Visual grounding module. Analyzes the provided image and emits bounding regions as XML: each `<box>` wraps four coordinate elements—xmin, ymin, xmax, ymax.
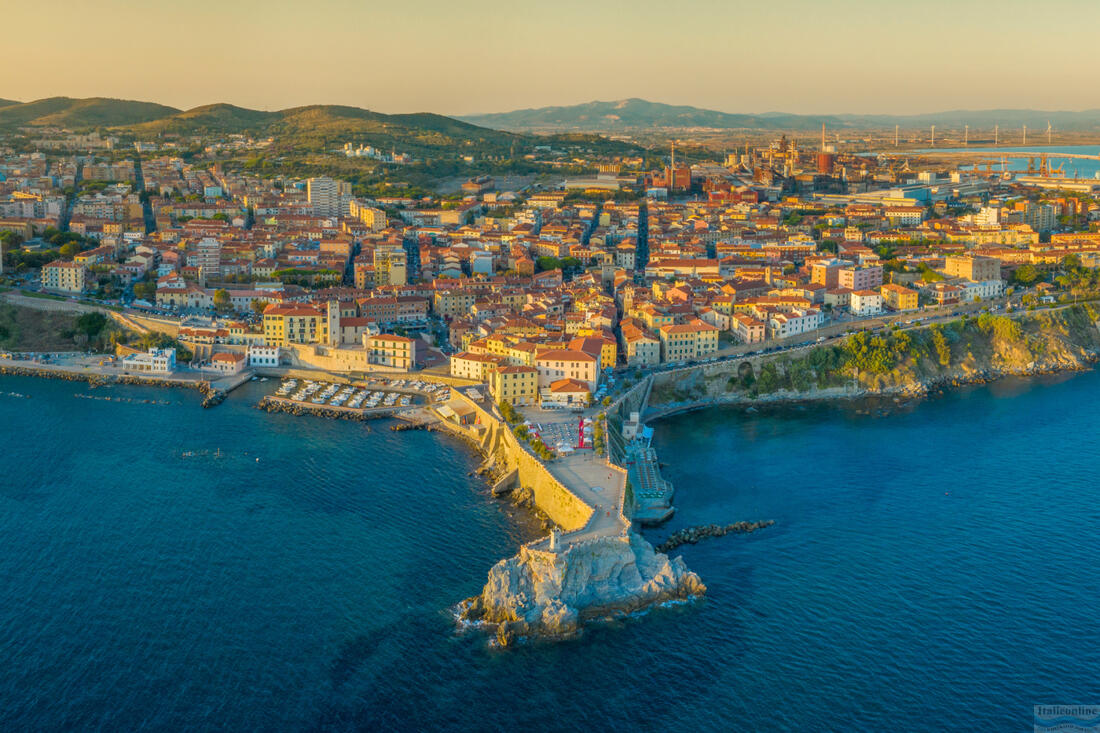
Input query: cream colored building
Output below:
<box><xmin>42</xmin><ymin>260</ymin><xmax>89</xmax><ymax>294</ymax></box>
<box><xmin>490</xmin><ymin>365</ymin><xmax>538</xmax><ymax>406</ymax></box>
<box><xmin>365</xmin><ymin>334</ymin><xmax>417</xmax><ymax>371</ymax></box>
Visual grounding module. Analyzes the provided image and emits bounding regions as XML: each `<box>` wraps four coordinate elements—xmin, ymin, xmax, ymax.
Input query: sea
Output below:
<box><xmin>916</xmin><ymin>143</ymin><xmax>1100</xmax><ymax>178</ymax></box>
<box><xmin>1</xmin><ymin>373</ymin><xmax>1098</xmax><ymax>731</ymax></box>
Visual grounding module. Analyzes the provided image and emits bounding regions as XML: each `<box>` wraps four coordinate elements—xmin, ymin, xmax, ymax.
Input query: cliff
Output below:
<box><xmin>646</xmin><ymin>305</ymin><xmax>1100</xmax><ymax>413</ymax></box>
<box><xmin>459</xmin><ymin>531</ymin><xmax>704</xmax><ymax>644</ymax></box>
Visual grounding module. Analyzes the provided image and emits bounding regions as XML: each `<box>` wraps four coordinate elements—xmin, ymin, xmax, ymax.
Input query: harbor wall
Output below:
<box><xmin>448</xmin><ymin>393</ymin><xmax>594</xmax><ymax>532</ymax></box>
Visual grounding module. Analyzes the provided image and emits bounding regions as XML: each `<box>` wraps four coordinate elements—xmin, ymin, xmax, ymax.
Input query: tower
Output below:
<box><xmin>930</xmin><ymin>125</ymin><xmax>935</xmax><ymax>147</ymax></box>
<box><xmin>894</xmin><ymin>124</ymin><xmax>899</xmax><ymax>147</ymax></box>
<box><xmin>1023</xmin><ymin>125</ymin><xmax>1027</xmax><ymax>146</ymax></box>
<box><xmin>821</xmin><ymin>122</ymin><xmax>826</xmax><ymax>152</ymax></box>
<box><xmin>964</xmin><ymin>124</ymin><xmax>969</xmax><ymax>146</ymax></box>
<box><xmin>1047</xmin><ymin>121</ymin><xmax>1052</xmax><ymax>145</ymax></box>
<box><xmin>994</xmin><ymin>124</ymin><xmax>999</xmax><ymax>145</ymax></box>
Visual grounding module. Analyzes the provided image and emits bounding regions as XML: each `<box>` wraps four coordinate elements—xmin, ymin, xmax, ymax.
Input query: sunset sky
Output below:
<box><xmin>4</xmin><ymin>0</ymin><xmax>1097</xmax><ymax>115</ymax></box>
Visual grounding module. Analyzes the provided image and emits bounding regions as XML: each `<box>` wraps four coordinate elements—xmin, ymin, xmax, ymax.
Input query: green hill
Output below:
<box><xmin>0</xmin><ymin>97</ymin><xmax>180</xmax><ymax>129</ymax></box>
<box><xmin>0</xmin><ymin>99</ymin><xmax>19</xmax><ymax>109</ymax></box>
<box><xmin>123</xmin><ymin>103</ymin><xmax>527</xmax><ymax>157</ymax></box>
<box><xmin>0</xmin><ymin>96</ymin><xmax>642</xmax><ymax>161</ymax></box>
<box><xmin>126</xmin><ymin>103</ymin><xmax>275</xmax><ymax>135</ymax></box>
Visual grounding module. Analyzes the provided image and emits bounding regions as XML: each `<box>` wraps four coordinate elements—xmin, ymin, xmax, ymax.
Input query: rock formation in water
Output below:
<box><xmin>460</xmin><ymin>530</ymin><xmax>705</xmax><ymax>643</ymax></box>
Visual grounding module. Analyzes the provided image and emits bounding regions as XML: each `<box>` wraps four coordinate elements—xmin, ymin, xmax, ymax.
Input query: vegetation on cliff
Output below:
<box><xmin>649</xmin><ymin>305</ymin><xmax>1100</xmax><ymax>405</ymax></box>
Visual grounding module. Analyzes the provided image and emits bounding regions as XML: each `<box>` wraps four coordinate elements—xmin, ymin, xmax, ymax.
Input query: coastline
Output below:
<box><xmin>5</xmin><ymin>305</ymin><xmax>1099</xmax><ymax>644</ymax></box>
<box><xmin>0</xmin><ymin>361</ymin><xmax>225</xmax><ymax>405</ymax></box>
<box><xmin>643</xmin><ymin>357</ymin><xmax>1098</xmax><ymax>422</ymax></box>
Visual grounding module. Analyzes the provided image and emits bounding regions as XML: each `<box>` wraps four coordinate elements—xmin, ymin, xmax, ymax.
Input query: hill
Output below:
<box><xmin>124</xmin><ymin>103</ymin><xmax>527</xmax><ymax>156</ymax></box>
<box><xmin>0</xmin><ymin>99</ymin><xmax>19</xmax><ymax>109</ymax></box>
<box><xmin>460</xmin><ymin>98</ymin><xmax>836</xmax><ymax>132</ymax></box>
<box><xmin>462</xmin><ymin>98</ymin><xmax>1100</xmax><ymax>133</ymax></box>
<box><xmin>0</xmin><ymin>97</ymin><xmax>180</xmax><ymax>129</ymax></box>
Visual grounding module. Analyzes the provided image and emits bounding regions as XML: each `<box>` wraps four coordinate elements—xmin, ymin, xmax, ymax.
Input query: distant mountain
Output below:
<box><xmin>460</xmin><ymin>98</ymin><xmax>838</xmax><ymax>131</ymax></box>
<box><xmin>0</xmin><ymin>99</ymin><xmax>19</xmax><ymax>109</ymax></box>
<box><xmin>462</xmin><ymin>98</ymin><xmax>1100</xmax><ymax>133</ymax></box>
<box><xmin>0</xmin><ymin>97</ymin><xmax>180</xmax><ymax>129</ymax></box>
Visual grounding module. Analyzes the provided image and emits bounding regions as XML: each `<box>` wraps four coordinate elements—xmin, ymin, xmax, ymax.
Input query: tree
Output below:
<box><xmin>931</xmin><ymin>326</ymin><xmax>951</xmax><ymax>367</ymax></box>
<box><xmin>133</xmin><ymin>281</ymin><xmax>155</xmax><ymax>301</ymax></box>
<box><xmin>251</xmin><ymin>298</ymin><xmax>270</xmax><ymax>317</ymax></box>
<box><xmin>75</xmin><ymin>312</ymin><xmax>108</xmax><ymax>339</ymax></box>
<box><xmin>213</xmin><ymin>288</ymin><xmax>232</xmax><ymax>313</ymax></box>
<box><xmin>59</xmin><ymin>242</ymin><xmax>79</xmax><ymax>260</ymax></box>
<box><xmin>536</xmin><ymin>256</ymin><xmax>562</xmax><ymax>271</ymax></box>
<box><xmin>1013</xmin><ymin>265</ymin><xmax>1040</xmax><ymax>286</ymax></box>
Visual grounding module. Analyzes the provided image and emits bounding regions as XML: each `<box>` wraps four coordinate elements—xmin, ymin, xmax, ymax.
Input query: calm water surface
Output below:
<box><xmin>0</xmin><ymin>373</ymin><xmax>1098</xmax><ymax>730</ymax></box>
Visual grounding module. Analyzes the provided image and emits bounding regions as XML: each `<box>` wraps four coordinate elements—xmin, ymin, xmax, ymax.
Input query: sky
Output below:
<box><xmin>2</xmin><ymin>0</ymin><xmax>1098</xmax><ymax>116</ymax></box>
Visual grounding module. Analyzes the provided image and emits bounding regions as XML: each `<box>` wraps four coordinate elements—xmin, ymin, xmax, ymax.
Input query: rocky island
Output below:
<box><xmin>459</xmin><ymin>530</ymin><xmax>705</xmax><ymax>644</ymax></box>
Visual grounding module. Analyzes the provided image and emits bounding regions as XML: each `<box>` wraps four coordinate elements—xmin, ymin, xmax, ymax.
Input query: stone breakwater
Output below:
<box><xmin>459</xmin><ymin>531</ymin><xmax>705</xmax><ymax>645</ymax></box>
<box><xmin>257</xmin><ymin>395</ymin><xmax>396</xmax><ymax>422</ymax></box>
<box><xmin>0</xmin><ymin>363</ymin><xmax>218</xmax><ymax>399</ymax></box>
<box><xmin>655</xmin><ymin>520</ymin><xmax>775</xmax><ymax>553</ymax></box>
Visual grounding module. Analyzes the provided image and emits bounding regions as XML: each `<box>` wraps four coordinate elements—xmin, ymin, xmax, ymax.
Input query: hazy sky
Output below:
<box><xmin>3</xmin><ymin>0</ymin><xmax>1098</xmax><ymax>115</ymax></box>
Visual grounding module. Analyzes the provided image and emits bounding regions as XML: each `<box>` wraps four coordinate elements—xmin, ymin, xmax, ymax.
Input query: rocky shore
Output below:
<box><xmin>0</xmin><ymin>363</ymin><xmax>216</xmax><ymax>398</ymax></box>
<box><xmin>459</xmin><ymin>531</ymin><xmax>705</xmax><ymax>645</ymax></box>
<box><xmin>647</xmin><ymin>347</ymin><xmax>1100</xmax><ymax>420</ymax></box>
<box><xmin>656</xmin><ymin>520</ymin><xmax>775</xmax><ymax>553</ymax></box>
<box><xmin>257</xmin><ymin>395</ymin><xmax>395</xmax><ymax>421</ymax></box>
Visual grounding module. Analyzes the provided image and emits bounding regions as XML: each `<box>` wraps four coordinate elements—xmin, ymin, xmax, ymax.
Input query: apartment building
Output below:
<box><xmin>41</xmin><ymin>260</ymin><xmax>89</xmax><ymax>294</ymax></box>
<box><xmin>366</xmin><ymin>334</ymin><xmax>417</xmax><ymax>370</ymax></box>
<box><xmin>262</xmin><ymin>304</ymin><xmax>329</xmax><ymax>346</ymax></box>
<box><xmin>489</xmin><ymin>365</ymin><xmax>538</xmax><ymax>406</ymax></box>
<box><xmin>850</xmin><ymin>290</ymin><xmax>884</xmax><ymax>316</ymax></box>
<box><xmin>657</xmin><ymin>319</ymin><xmax>720</xmax><ymax>363</ymax></box>
<box><xmin>534</xmin><ymin>349</ymin><xmax>600</xmax><ymax>391</ymax></box>
<box><xmin>880</xmin><ymin>283</ymin><xmax>918</xmax><ymax>311</ymax></box>
<box><xmin>838</xmin><ymin>265</ymin><xmax>883</xmax><ymax>291</ymax></box>
<box><xmin>944</xmin><ymin>255</ymin><xmax>1001</xmax><ymax>282</ymax></box>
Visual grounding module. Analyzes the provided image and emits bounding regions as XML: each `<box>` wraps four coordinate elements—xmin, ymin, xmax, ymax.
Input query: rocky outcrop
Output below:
<box><xmin>459</xmin><ymin>531</ymin><xmax>705</xmax><ymax>643</ymax></box>
<box><xmin>656</xmin><ymin>519</ymin><xmax>775</xmax><ymax>553</ymax></box>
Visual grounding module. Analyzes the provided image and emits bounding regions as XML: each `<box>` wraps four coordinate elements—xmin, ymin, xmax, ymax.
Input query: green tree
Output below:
<box><xmin>1013</xmin><ymin>265</ymin><xmax>1040</xmax><ymax>286</ymax></box>
<box><xmin>133</xmin><ymin>281</ymin><xmax>156</xmax><ymax>301</ymax></box>
<box><xmin>59</xmin><ymin>242</ymin><xmax>79</xmax><ymax>260</ymax></box>
<box><xmin>75</xmin><ymin>312</ymin><xmax>108</xmax><ymax>339</ymax></box>
<box><xmin>251</xmin><ymin>298</ymin><xmax>270</xmax><ymax>317</ymax></box>
<box><xmin>213</xmin><ymin>289</ymin><xmax>232</xmax><ymax>313</ymax></box>
<box><xmin>931</xmin><ymin>326</ymin><xmax>951</xmax><ymax>367</ymax></box>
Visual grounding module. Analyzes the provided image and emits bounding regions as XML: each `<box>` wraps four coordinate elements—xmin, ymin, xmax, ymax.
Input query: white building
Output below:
<box><xmin>210</xmin><ymin>351</ymin><xmax>246</xmax><ymax>375</ymax></box>
<box><xmin>248</xmin><ymin>344</ymin><xmax>280</xmax><ymax>367</ymax></box>
<box><xmin>768</xmin><ymin>308</ymin><xmax>824</xmax><ymax>340</ymax></box>
<box><xmin>850</xmin><ymin>290</ymin><xmax>884</xmax><ymax>316</ymax></box>
<box><xmin>958</xmin><ymin>279</ymin><xmax>1005</xmax><ymax>302</ymax></box>
<box><xmin>307</xmin><ymin>176</ymin><xmax>352</xmax><ymax>217</ymax></box>
<box><xmin>121</xmin><ymin>348</ymin><xmax>176</xmax><ymax>374</ymax></box>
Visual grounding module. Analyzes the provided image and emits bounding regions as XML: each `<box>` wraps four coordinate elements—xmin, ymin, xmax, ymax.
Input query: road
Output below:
<box><xmin>133</xmin><ymin>155</ymin><xmax>156</xmax><ymax>234</ymax></box>
<box><xmin>58</xmin><ymin>160</ymin><xmax>83</xmax><ymax>232</ymax></box>
<box><xmin>0</xmin><ymin>291</ymin><xmax>107</xmax><ymax>314</ymax></box>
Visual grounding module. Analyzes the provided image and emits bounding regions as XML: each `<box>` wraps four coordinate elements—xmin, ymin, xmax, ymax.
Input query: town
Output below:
<box><xmin>4</xmin><ymin>119</ymin><xmax>1098</xmax><ymax>418</ymax></box>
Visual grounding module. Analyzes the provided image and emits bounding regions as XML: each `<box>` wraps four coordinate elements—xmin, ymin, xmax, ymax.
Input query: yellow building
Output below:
<box><xmin>262</xmin><ymin>304</ymin><xmax>329</xmax><ymax>346</ymax></box>
<box><xmin>433</xmin><ymin>290</ymin><xmax>476</xmax><ymax>318</ymax></box>
<box><xmin>657</xmin><ymin>319</ymin><xmax>720</xmax><ymax>363</ymax></box>
<box><xmin>490</xmin><ymin>365</ymin><xmax>538</xmax><ymax>406</ymax></box>
<box><xmin>880</xmin><ymin>283</ymin><xmax>918</xmax><ymax>311</ymax></box>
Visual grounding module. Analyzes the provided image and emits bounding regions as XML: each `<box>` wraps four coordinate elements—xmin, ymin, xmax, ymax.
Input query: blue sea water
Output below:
<box><xmin>1</xmin><ymin>373</ymin><xmax>1099</xmax><ymax>731</ymax></box>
